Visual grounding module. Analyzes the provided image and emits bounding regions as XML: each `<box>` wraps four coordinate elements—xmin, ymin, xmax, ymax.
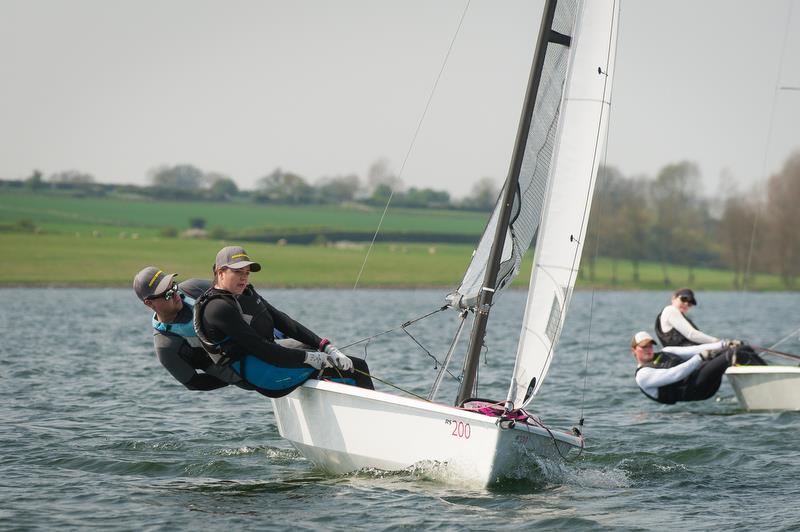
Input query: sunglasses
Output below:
<box><xmin>679</xmin><ymin>296</ymin><xmax>694</xmax><ymax>304</ymax></box>
<box><xmin>148</xmin><ymin>283</ymin><xmax>178</xmax><ymax>301</ymax></box>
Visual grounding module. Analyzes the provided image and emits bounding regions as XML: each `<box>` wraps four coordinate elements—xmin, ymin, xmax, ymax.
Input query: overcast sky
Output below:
<box><xmin>0</xmin><ymin>0</ymin><xmax>797</xmax><ymax>198</ymax></box>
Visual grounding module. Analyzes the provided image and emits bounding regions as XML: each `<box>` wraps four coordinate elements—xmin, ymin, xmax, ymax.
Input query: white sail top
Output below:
<box><xmin>508</xmin><ymin>0</ymin><xmax>619</xmax><ymax>409</ymax></box>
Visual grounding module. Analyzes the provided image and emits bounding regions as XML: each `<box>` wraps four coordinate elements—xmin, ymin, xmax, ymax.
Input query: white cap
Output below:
<box><xmin>631</xmin><ymin>331</ymin><xmax>655</xmax><ymax>348</ymax></box>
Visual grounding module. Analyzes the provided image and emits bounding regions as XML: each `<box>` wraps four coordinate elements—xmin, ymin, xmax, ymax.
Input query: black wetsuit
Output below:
<box><xmin>194</xmin><ymin>284</ymin><xmax>373</xmax><ymax>397</ymax></box>
<box><xmin>636</xmin><ymin>345</ymin><xmax>766</xmax><ymax>404</ymax></box>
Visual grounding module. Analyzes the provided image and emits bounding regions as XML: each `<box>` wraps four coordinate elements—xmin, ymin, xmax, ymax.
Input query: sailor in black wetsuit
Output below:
<box><xmin>133</xmin><ymin>267</ymin><xmax>244</xmax><ymax>391</ymax></box>
<box><xmin>631</xmin><ymin>331</ymin><xmax>764</xmax><ymax>405</ymax></box>
<box><xmin>193</xmin><ymin>246</ymin><xmax>374</xmax><ymax>397</ymax></box>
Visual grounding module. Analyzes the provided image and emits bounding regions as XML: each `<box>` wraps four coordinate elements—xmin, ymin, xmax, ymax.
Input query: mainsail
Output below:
<box><xmin>451</xmin><ymin>1</ymin><xmax>579</xmax><ymax>309</ymax></box>
<box><xmin>508</xmin><ymin>0</ymin><xmax>619</xmax><ymax>408</ymax></box>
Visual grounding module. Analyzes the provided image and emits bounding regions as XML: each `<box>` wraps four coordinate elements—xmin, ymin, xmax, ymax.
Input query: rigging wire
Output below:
<box><xmin>339</xmin><ymin>305</ymin><xmax>448</xmax><ymax>350</ymax></box>
<box><xmin>741</xmin><ymin>0</ymin><xmax>794</xmax><ymax>294</ymax></box>
<box><xmin>767</xmin><ymin>323</ymin><xmax>800</xmax><ymax>352</ymax></box>
<box><xmin>352</xmin><ymin>0</ymin><xmax>472</xmax><ymax>290</ymax></box>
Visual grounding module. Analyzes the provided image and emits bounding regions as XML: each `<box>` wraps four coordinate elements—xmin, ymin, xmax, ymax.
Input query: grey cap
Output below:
<box><xmin>133</xmin><ymin>267</ymin><xmax>177</xmax><ymax>301</ymax></box>
<box><xmin>214</xmin><ymin>246</ymin><xmax>261</xmax><ymax>272</ymax></box>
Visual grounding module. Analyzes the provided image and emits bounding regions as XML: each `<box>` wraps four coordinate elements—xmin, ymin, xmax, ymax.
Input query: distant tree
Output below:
<box><xmin>208</xmin><ymin>174</ymin><xmax>239</xmax><ymax>199</ymax></box>
<box><xmin>369</xmin><ymin>183</ymin><xmax>393</xmax><ymax>206</ymax></box>
<box><xmin>256</xmin><ymin>168</ymin><xmax>314</xmax><ymax>204</ymax></box>
<box><xmin>149</xmin><ymin>164</ymin><xmax>206</xmax><ymax>190</ymax></box>
<box><xmin>718</xmin><ymin>189</ymin><xmax>761</xmax><ymax>288</ymax></box>
<box><xmin>462</xmin><ymin>177</ymin><xmax>498</xmax><ymax>211</ymax></box>
<box><xmin>316</xmin><ymin>174</ymin><xmax>361</xmax><ymax>203</ymax></box>
<box><xmin>401</xmin><ymin>187</ymin><xmax>451</xmax><ymax>208</ymax></box>
<box><xmin>49</xmin><ymin>170</ymin><xmax>95</xmax><ymax>184</ymax></box>
<box><xmin>366</xmin><ymin>158</ymin><xmax>402</xmax><ymax>194</ymax></box>
<box><xmin>763</xmin><ymin>151</ymin><xmax>800</xmax><ymax>287</ymax></box>
<box><xmin>618</xmin><ymin>177</ymin><xmax>653</xmax><ymax>282</ymax></box>
<box><xmin>586</xmin><ymin>166</ymin><xmax>632</xmax><ymax>284</ymax></box>
<box><xmin>649</xmin><ymin>161</ymin><xmax>702</xmax><ymax>285</ymax></box>
<box><xmin>24</xmin><ymin>170</ymin><xmax>44</xmax><ymax>190</ymax></box>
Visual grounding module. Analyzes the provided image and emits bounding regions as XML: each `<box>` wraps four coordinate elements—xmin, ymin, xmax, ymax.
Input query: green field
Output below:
<box><xmin>0</xmin><ymin>232</ymin><xmax>788</xmax><ymax>290</ymax></box>
<box><xmin>0</xmin><ymin>190</ymin><xmax>790</xmax><ymax>289</ymax></box>
<box><xmin>0</xmin><ymin>191</ymin><xmax>486</xmax><ymax>237</ymax></box>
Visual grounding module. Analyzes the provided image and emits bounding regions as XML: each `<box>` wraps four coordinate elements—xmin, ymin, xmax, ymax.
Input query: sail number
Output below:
<box><xmin>445</xmin><ymin>419</ymin><xmax>471</xmax><ymax>439</ymax></box>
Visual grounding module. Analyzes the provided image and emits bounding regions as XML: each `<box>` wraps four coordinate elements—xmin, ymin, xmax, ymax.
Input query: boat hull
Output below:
<box><xmin>726</xmin><ymin>366</ymin><xmax>800</xmax><ymax>411</ymax></box>
<box><xmin>271</xmin><ymin>380</ymin><xmax>582</xmax><ymax>485</ymax></box>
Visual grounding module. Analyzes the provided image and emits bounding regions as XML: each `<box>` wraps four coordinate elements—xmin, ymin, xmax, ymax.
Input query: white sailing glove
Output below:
<box><xmin>324</xmin><ymin>344</ymin><xmax>353</xmax><ymax>372</ymax></box>
<box><xmin>699</xmin><ymin>349</ymin><xmax>722</xmax><ymax>361</ymax></box>
<box><xmin>304</xmin><ymin>351</ymin><xmax>331</xmax><ymax>370</ymax></box>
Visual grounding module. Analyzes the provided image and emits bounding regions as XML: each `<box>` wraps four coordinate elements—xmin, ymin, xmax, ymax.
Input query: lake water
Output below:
<box><xmin>2</xmin><ymin>288</ymin><xmax>799</xmax><ymax>530</ymax></box>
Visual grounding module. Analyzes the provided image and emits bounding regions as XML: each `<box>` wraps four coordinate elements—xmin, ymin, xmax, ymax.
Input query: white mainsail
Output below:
<box><xmin>508</xmin><ymin>0</ymin><xmax>619</xmax><ymax>408</ymax></box>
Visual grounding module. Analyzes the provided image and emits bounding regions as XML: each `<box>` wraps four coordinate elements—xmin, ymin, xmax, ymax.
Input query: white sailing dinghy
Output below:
<box><xmin>272</xmin><ymin>0</ymin><xmax>619</xmax><ymax>485</ymax></box>
<box><xmin>726</xmin><ymin>365</ymin><xmax>800</xmax><ymax>411</ymax></box>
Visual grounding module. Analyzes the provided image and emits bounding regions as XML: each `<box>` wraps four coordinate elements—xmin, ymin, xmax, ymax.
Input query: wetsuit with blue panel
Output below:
<box><xmin>193</xmin><ymin>284</ymin><xmax>373</xmax><ymax>397</ymax></box>
<box><xmin>151</xmin><ymin>279</ymin><xmax>245</xmax><ymax>391</ymax></box>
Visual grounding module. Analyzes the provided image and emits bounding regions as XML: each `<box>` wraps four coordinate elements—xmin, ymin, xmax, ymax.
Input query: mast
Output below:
<box><xmin>455</xmin><ymin>0</ymin><xmax>561</xmax><ymax>407</ymax></box>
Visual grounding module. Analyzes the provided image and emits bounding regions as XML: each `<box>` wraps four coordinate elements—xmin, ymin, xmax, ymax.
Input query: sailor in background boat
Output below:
<box><xmin>631</xmin><ymin>331</ymin><xmax>764</xmax><ymax>405</ymax></box>
<box><xmin>655</xmin><ymin>288</ymin><xmax>720</xmax><ymax>347</ymax></box>
<box><xmin>133</xmin><ymin>267</ymin><xmax>246</xmax><ymax>391</ymax></box>
<box><xmin>193</xmin><ymin>246</ymin><xmax>374</xmax><ymax>397</ymax></box>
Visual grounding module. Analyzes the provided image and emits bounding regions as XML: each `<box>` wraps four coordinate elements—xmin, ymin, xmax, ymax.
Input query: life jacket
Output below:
<box><xmin>152</xmin><ymin>292</ymin><xmax>216</xmax><ymax>371</ymax></box>
<box><xmin>152</xmin><ymin>292</ymin><xmax>202</xmax><ymax>347</ymax></box>
<box><xmin>654</xmin><ymin>310</ymin><xmax>701</xmax><ymax>347</ymax></box>
<box><xmin>635</xmin><ymin>352</ymin><xmax>691</xmax><ymax>405</ymax></box>
<box><xmin>192</xmin><ymin>287</ymin><xmax>242</xmax><ymax>362</ymax></box>
<box><xmin>192</xmin><ymin>285</ymin><xmax>320</xmax><ymax>397</ymax></box>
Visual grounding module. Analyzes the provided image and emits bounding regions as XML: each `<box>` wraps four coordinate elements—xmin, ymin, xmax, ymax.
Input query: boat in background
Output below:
<box><xmin>726</xmin><ymin>366</ymin><xmax>800</xmax><ymax>411</ymax></box>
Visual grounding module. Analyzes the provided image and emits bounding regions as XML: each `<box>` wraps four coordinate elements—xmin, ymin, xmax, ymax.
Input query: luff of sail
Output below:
<box><xmin>449</xmin><ymin>0</ymin><xmax>579</xmax><ymax>309</ymax></box>
<box><xmin>508</xmin><ymin>0</ymin><xmax>619</xmax><ymax>409</ymax></box>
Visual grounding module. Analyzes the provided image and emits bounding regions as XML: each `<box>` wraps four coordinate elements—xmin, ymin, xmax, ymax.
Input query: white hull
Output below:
<box><xmin>271</xmin><ymin>380</ymin><xmax>582</xmax><ymax>486</ymax></box>
<box><xmin>726</xmin><ymin>366</ymin><xmax>800</xmax><ymax>411</ymax></box>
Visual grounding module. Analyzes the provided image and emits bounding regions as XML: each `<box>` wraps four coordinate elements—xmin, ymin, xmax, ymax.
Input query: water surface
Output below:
<box><xmin>1</xmin><ymin>289</ymin><xmax>799</xmax><ymax>530</ymax></box>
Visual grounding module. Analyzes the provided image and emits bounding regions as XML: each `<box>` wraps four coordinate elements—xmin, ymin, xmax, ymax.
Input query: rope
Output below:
<box><xmin>352</xmin><ymin>0</ymin><xmax>472</xmax><ymax>290</ymax></box>
<box><xmin>750</xmin><ymin>345</ymin><xmax>800</xmax><ymax>362</ymax></box>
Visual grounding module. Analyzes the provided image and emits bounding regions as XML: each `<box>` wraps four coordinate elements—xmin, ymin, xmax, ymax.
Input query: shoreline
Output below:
<box><xmin>0</xmin><ymin>282</ymin><xmax>794</xmax><ymax>292</ymax></box>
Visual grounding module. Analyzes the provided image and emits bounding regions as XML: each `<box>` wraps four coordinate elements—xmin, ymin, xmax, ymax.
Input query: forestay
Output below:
<box><xmin>450</xmin><ymin>0</ymin><xmax>579</xmax><ymax>309</ymax></box>
<box><xmin>508</xmin><ymin>0</ymin><xmax>619</xmax><ymax>409</ymax></box>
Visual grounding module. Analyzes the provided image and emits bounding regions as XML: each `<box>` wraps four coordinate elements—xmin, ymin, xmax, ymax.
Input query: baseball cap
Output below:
<box><xmin>214</xmin><ymin>246</ymin><xmax>261</xmax><ymax>272</ymax></box>
<box><xmin>674</xmin><ymin>287</ymin><xmax>697</xmax><ymax>305</ymax></box>
<box><xmin>631</xmin><ymin>331</ymin><xmax>656</xmax><ymax>348</ymax></box>
<box><xmin>133</xmin><ymin>267</ymin><xmax>177</xmax><ymax>301</ymax></box>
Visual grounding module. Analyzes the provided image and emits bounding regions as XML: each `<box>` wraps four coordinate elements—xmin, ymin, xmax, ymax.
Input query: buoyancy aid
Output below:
<box><xmin>654</xmin><ymin>311</ymin><xmax>701</xmax><ymax>347</ymax></box>
<box><xmin>152</xmin><ymin>293</ymin><xmax>201</xmax><ymax>346</ymax></box>
<box><xmin>192</xmin><ymin>285</ymin><xmax>319</xmax><ymax>397</ymax></box>
<box><xmin>152</xmin><ymin>292</ymin><xmax>216</xmax><ymax>371</ymax></box>
<box><xmin>635</xmin><ymin>352</ymin><xmax>691</xmax><ymax>405</ymax></box>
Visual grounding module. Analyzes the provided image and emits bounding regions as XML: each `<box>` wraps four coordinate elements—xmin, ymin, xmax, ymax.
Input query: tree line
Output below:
<box><xmin>11</xmin><ymin>159</ymin><xmax>500</xmax><ymax>212</ymax></box>
<box><xmin>584</xmin><ymin>151</ymin><xmax>800</xmax><ymax>288</ymax></box>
